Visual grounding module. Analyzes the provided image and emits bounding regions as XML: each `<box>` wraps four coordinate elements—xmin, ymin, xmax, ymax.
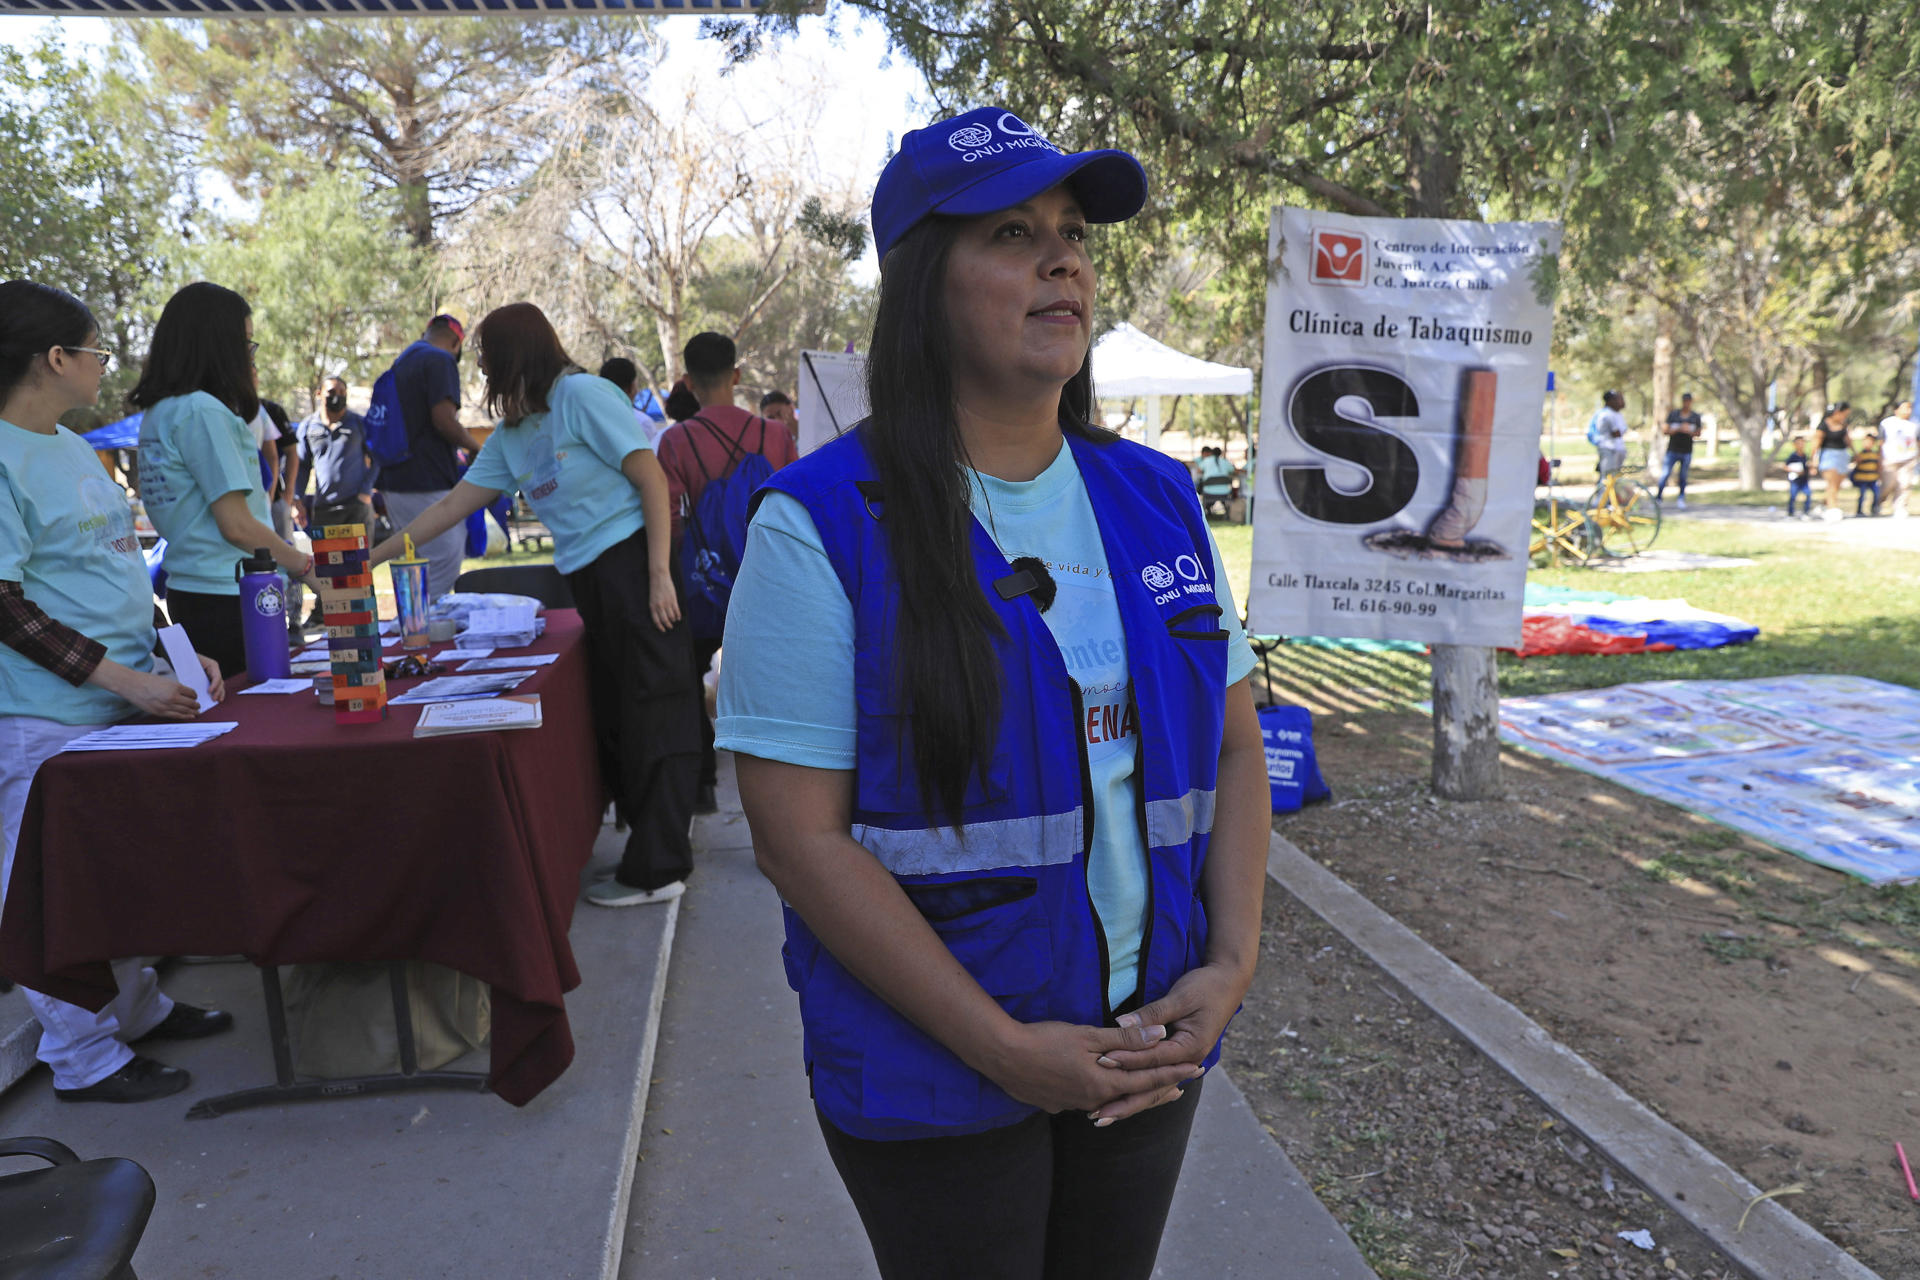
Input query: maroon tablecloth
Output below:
<box><xmin>0</xmin><ymin>610</ymin><xmax>604</xmax><ymax>1106</ymax></box>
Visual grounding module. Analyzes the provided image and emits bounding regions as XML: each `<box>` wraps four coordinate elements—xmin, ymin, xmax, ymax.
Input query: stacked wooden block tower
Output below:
<box><xmin>313</xmin><ymin>523</ymin><xmax>386</xmax><ymax>724</ymax></box>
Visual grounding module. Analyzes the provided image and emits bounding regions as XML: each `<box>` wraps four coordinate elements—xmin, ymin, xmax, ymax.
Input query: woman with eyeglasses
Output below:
<box><xmin>0</xmin><ymin>279</ymin><xmax>236</xmax><ymax>1104</ymax></box>
<box><xmin>717</xmin><ymin>109</ymin><xmax>1269</xmax><ymax>1278</ymax></box>
<box><xmin>132</xmin><ymin>282</ymin><xmax>317</xmax><ymax>678</ymax></box>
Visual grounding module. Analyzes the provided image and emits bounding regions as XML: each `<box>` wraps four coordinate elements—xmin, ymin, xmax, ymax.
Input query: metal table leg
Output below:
<box><xmin>187</xmin><ymin>962</ymin><xmax>489</xmax><ymax>1119</ymax></box>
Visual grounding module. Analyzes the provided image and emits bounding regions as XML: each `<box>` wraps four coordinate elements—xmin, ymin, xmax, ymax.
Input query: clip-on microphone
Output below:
<box><xmin>993</xmin><ymin>556</ymin><xmax>1057</xmax><ymax>612</ymax></box>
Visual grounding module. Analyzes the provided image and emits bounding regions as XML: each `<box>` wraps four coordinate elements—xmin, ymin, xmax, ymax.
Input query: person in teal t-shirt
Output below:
<box><xmin>370</xmin><ymin>302</ymin><xmax>698</xmax><ymax>908</ymax></box>
<box><xmin>131</xmin><ymin>283</ymin><xmax>318</xmax><ymax>678</ymax></box>
<box><xmin>0</xmin><ymin>279</ymin><xmax>235</xmax><ymax>1105</ymax></box>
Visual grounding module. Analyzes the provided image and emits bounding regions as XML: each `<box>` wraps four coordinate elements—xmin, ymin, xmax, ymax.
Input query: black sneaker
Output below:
<box><xmin>55</xmin><ymin>1055</ymin><xmax>190</xmax><ymax>1103</ymax></box>
<box><xmin>694</xmin><ymin>784</ymin><xmax>718</xmax><ymax>815</ymax></box>
<box><xmin>133</xmin><ymin>1003</ymin><xmax>234</xmax><ymax>1043</ymax></box>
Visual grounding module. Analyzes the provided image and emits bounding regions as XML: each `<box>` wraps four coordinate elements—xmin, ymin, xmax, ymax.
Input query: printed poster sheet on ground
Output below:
<box><xmin>1247</xmin><ymin>208</ymin><xmax>1561</xmax><ymax>647</ymax></box>
<box><xmin>1498</xmin><ymin>675</ymin><xmax>1920</xmax><ymax>883</ymax></box>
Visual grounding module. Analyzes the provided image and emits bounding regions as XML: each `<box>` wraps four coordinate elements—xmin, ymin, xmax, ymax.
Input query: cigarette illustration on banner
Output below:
<box><xmin>1363</xmin><ymin>366</ymin><xmax>1508</xmax><ymax>563</ymax></box>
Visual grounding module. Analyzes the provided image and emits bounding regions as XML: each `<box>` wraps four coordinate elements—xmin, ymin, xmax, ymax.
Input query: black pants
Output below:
<box><xmin>163</xmin><ymin>588</ymin><xmax>248</xmax><ymax>681</ymax></box>
<box><xmin>690</xmin><ymin>634</ymin><xmax>722</xmax><ymax>790</ymax></box>
<box><xmin>817</xmin><ymin>1078</ymin><xmax>1204</xmax><ymax>1280</ymax></box>
<box><xmin>567</xmin><ymin>529</ymin><xmax>701</xmax><ymax>891</ymax></box>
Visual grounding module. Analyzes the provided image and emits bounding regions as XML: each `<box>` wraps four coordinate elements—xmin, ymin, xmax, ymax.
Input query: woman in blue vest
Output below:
<box><xmin>0</xmin><ymin>280</ymin><xmax>235</xmax><ymax>1103</ymax></box>
<box><xmin>369</xmin><ymin>303</ymin><xmax>699</xmax><ymax>907</ymax></box>
<box><xmin>133</xmin><ymin>282</ymin><xmax>318</xmax><ymax>678</ymax></box>
<box><xmin>718</xmin><ymin>110</ymin><xmax>1271</xmax><ymax>1279</ymax></box>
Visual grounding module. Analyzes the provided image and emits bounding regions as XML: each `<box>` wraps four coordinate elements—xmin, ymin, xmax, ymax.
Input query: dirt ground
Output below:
<box><xmin>1232</xmin><ymin>710</ymin><xmax>1920</xmax><ymax>1278</ymax></box>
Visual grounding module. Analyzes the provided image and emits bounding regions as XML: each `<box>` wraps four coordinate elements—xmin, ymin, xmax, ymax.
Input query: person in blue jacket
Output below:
<box><xmin>132</xmin><ymin>282</ymin><xmax>319</xmax><ymax>677</ymax></box>
<box><xmin>0</xmin><ymin>280</ymin><xmax>235</xmax><ymax>1104</ymax></box>
<box><xmin>718</xmin><ymin>109</ymin><xmax>1272</xmax><ymax>1279</ymax></box>
<box><xmin>369</xmin><ymin>302</ymin><xmax>697</xmax><ymax>908</ymax></box>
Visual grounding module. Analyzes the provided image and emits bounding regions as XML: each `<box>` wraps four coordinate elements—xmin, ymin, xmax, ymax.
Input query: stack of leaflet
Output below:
<box><xmin>1513</xmin><ymin>585</ymin><xmax>1759</xmax><ymax>658</ymax></box>
<box><xmin>62</xmin><ymin>722</ymin><xmax>238</xmax><ymax>752</ymax></box>
<box><xmin>388</xmin><ymin>670</ymin><xmax>535</xmax><ymax>706</ymax></box>
<box><xmin>458</xmin><ymin>603</ymin><xmax>544</xmax><ymax>650</ymax></box>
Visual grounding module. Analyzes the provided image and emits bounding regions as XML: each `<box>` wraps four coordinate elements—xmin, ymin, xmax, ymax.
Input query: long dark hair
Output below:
<box><xmin>0</xmin><ymin>280</ymin><xmax>97</xmax><ymax>405</ymax></box>
<box><xmin>475</xmin><ymin>303</ymin><xmax>574</xmax><ymax>423</ymax></box>
<box><xmin>865</xmin><ymin>216</ymin><xmax>1106</xmax><ymax>826</ymax></box>
<box><xmin>128</xmin><ymin>282</ymin><xmax>259</xmax><ymax>422</ymax></box>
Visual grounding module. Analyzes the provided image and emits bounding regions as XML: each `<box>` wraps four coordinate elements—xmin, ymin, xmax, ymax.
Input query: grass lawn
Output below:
<box><xmin>1207</xmin><ymin>493</ymin><xmax>1920</xmax><ymax>712</ymax></box>
<box><xmin>460</xmin><ymin>543</ymin><xmax>556</xmax><ymax>575</ymax></box>
<box><xmin>473</xmin><ymin>503</ymin><xmax>1916</xmax><ymax>705</ymax></box>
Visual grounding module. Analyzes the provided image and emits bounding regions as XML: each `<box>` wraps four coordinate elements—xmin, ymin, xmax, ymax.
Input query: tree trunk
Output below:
<box><xmin>1408</xmin><ymin>115</ymin><xmax>1499</xmax><ymax>799</ymax></box>
<box><xmin>1431</xmin><ymin>644</ymin><xmax>1501</xmax><ymax>799</ymax></box>
<box><xmin>1650</xmin><ymin>307</ymin><xmax>1675</xmax><ymax>465</ymax></box>
<box><xmin>1738</xmin><ymin>409</ymin><xmax>1769</xmax><ymax>489</ymax></box>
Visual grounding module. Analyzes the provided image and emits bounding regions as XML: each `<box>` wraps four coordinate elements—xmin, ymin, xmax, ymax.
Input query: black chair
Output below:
<box><xmin>452</xmin><ymin>564</ymin><xmax>575</xmax><ymax>610</ymax></box>
<box><xmin>0</xmin><ymin>1137</ymin><xmax>155</xmax><ymax>1280</ymax></box>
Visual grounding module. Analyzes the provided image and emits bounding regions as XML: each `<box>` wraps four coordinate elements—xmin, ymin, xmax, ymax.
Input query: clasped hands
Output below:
<box><xmin>984</xmin><ymin>963</ymin><xmax>1248</xmax><ymax>1128</ymax></box>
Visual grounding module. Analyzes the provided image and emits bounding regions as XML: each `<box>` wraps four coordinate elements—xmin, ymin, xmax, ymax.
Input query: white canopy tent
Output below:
<box><xmin>1090</xmin><ymin>322</ymin><xmax>1254</xmax><ymax>452</ymax></box>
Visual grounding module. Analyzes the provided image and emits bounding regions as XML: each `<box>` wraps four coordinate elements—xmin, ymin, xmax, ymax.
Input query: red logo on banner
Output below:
<box><xmin>1311</xmin><ymin>230</ymin><xmax>1366</xmax><ymax>286</ymax></box>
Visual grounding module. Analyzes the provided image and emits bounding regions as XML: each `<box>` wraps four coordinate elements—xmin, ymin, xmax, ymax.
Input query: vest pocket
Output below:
<box><xmin>858</xmin><ymin>888</ymin><xmax>1054</xmax><ymax>1125</ymax></box>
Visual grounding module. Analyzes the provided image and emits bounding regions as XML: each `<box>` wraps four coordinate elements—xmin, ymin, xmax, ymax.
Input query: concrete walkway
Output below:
<box><xmin>0</xmin><ymin>822</ymin><xmax>671</xmax><ymax>1279</ymax></box>
<box><xmin>619</xmin><ymin>756</ymin><xmax>1378</xmax><ymax>1279</ymax></box>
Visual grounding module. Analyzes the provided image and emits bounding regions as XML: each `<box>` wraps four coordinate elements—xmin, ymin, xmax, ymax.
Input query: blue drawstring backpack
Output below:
<box><xmin>363</xmin><ymin>364</ymin><xmax>411</xmax><ymax>467</ymax></box>
<box><xmin>680</xmin><ymin>415</ymin><xmax>773</xmax><ymax>640</ymax></box>
<box><xmin>1257</xmin><ymin>702</ymin><xmax>1331</xmax><ymax>813</ymax></box>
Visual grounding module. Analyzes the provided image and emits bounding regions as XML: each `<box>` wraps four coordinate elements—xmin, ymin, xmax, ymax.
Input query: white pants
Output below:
<box><xmin>1</xmin><ymin>715</ymin><xmax>172</xmax><ymax>1089</ymax></box>
<box><xmin>382</xmin><ymin>488</ymin><xmax>467</xmax><ymax>603</ymax></box>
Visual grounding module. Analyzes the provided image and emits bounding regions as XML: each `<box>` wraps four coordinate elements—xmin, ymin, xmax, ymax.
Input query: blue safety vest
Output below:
<box><xmin>761</xmin><ymin>426</ymin><xmax>1230</xmax><ymax>1141</ymax></box>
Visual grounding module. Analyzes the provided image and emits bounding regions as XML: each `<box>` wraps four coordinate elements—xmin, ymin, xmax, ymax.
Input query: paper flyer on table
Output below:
<box><xmin>388</xmin><ymin>671</ymin><xmax>533</xmax><ymax>705</ymax></box>
<box><xmin>456</xmin><ymin>654</ymin><xmax>559</xmax><ymax>672</ymax></box>
<box><xmin>156</xmin><ymin>623</ymin><xmax>217</xmax><ymax>712</ymax></box>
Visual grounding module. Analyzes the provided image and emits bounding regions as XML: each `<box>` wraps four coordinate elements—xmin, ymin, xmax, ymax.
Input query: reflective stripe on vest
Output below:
<box><xmin>1146</xmin><ymin>786</ymin><xmax>1217</xmax><ymax>849</ymax></box>
<box><xmin>853</xmin><ymin>808</ymin><xmax>1084</xmax><ymax>876</ymax></box>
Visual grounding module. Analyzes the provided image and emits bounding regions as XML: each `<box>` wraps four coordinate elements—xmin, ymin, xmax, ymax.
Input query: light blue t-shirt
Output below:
<box><xmin>0</xmin><ymin>421</ymin><xmax>154</xmax><ymax>724</ymax></box>
<box><xmin>137</xmin><ymin>391</ymin><xmax>269</xmax><ymax>595</ymax></box>
<box><xmin>717</xmin><ymin>440</ymin><xmax>1256</xmax><ymax>1007</ymax></box>
<box><xmin>463</xmin><ymin>372</ymin><xmax>653</xmax><ymax>575</ymax></box>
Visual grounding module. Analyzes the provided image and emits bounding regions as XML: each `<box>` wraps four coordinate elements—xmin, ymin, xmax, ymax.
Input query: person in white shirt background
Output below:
<box><xmin>1592</xmin><ymin>389</ymin><xmax>1629</xmax><ymax>477</ymax></box>
<box><xmin>1878</xmin><ymin>400</ymin><xmax>1917</xmax><ymax>518</ymax></box>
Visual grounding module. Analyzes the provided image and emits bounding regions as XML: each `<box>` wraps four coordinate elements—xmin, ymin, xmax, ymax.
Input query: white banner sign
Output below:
<box><xmin>795</xmin><ymin>349</ymin><xmax>868</xmax><ymax>456</ymax></box>
<box><xmin>1247</xmin><ymin>208</ymin><xmax>1561</xmax><ymax>647</ymax></box>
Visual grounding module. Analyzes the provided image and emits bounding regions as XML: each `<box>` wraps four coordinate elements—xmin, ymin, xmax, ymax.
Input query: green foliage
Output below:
<box><xmin>841</xmin><ymin>0</ymin><xmax>1920</xmax><ymax>433</ymax></box>
<box><xmin>0</xmin><ymin>41</ymin><xmax>197</xmax><ymax>428</ymax></box>
<box><xmin>796</xmin><ymin>196</ymin><xmax>869</xmax><ymax>263</ymax></box>
<box><xmin>688</xmin><ymin>230</ymin><xmax>877</xmax><ymax>400</ymax></box>
<box><xmin>123</xmin><ymin>16</ymin><xmax>647</xmax><ymax>244</ymax></box>
<box><xmin>192</xmin><ymin>169</ymin><xmax>429</xmax><ymax>411</ymax></box>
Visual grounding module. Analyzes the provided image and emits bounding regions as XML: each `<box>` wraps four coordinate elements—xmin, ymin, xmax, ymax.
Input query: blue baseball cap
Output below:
<box><xmin>871</xmin><ymin>107</ymin><xmax>1148</xmax><ymax>263</ymax></box>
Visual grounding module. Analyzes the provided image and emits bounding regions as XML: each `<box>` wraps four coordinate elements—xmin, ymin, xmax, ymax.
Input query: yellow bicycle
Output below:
<box><xmin>1530</xmin><ymin>458</ymin><xmax>1593</xmax><ymax>566</ymax></box>
<box><xmin>1585</xmin><ymin>467</ymin><xmax>1662</xmax><ymax>558</ymax></box>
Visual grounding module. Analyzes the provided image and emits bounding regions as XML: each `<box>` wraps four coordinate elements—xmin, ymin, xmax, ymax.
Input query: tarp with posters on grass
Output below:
<box><xmin>1496</xmin><ymin>675</ymin><xmax>1920</xmax><ymax>883</ymax></box>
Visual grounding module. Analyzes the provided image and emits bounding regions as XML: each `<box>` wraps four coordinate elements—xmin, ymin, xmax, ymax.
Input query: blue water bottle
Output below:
<box><xmin>236</xmin><ymin>548</ymin><xmax>292</xmax><ymax>680</ymax></box>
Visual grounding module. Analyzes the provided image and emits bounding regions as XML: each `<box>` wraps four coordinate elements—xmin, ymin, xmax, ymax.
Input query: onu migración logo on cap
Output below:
<box><xmin>946</xmin><ymin>113</ymin><xmax>1063</xmax><ymax>163</ymax></box>
<box><xmin>948</xmin><ymin>124</ymin><xmax>993</xmax><ymax>152</ymax></box>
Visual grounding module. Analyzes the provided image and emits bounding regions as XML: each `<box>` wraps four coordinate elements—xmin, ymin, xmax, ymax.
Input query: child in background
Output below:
<box><xmin>1784</xmin><ymin>435</ymin><xmax>1812</xmax><ymax>518</ymax></box>
<box><xmin>1852</xmin><ymin>439</ymin><xmax>1883</xmax><ymax>515</ymax></box>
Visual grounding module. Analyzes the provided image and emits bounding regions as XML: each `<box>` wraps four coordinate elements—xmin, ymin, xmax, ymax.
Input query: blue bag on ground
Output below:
<box><xmin>1258</xmin><ymin>704</ymin><xmax>1331</xmax><ymax>813</ymax></box>
<box><xmin>680</xmin><ymin>416</ymin><xmax>774</xmax><ymax>640</ymax></box>
<box><xmin>362</xmin><ymin>365</ymin><xmax>411</xmax><ymax>467</ymax></box>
